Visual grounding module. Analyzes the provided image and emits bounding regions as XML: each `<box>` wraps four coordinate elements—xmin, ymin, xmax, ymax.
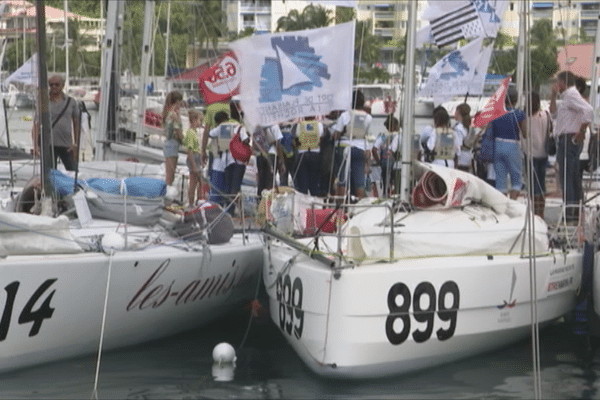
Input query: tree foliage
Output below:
<box><xmin>45</xmin><ymin>0</ymin><xmax>101</xmax><ymax>18</ymax></box>
<box><xmin>335</xmin><ymin>7</ymin><xmax>355</xmax><ymax>24</ymax></box>
<box><xmin>529</xmin><ymin>19</ymin><xmax>559</xmax><ymax>88</ymax></box>
<box><xmin>276</xmin><ymin>4</ymin><xmax>333</xmax><ymax>32</ymax></box>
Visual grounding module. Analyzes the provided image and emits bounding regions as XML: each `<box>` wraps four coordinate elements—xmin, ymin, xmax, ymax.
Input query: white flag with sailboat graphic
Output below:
<box><xmin>418</xmin><ymin>36</ymin><xmax>492</xmax><ymax>102</ymax></box>
<box><xmin>229</xmin><ymin>21</ymin><xmax>354</xmax><ymax>128</ymax></box>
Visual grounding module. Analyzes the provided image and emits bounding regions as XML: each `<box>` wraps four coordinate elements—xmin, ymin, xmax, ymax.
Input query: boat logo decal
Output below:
<box><xmin>260</xmin><ymin>36</ymin><xmax>331</xmax><ymax>103</ymax></box>
<box><xmin>547</xmin><ymin>264</ymin><xmax>575</xmax><ymax>293</ymax></box>
<box><xmin>385</xmin><ymin>281</ymin><xmax>460</xmax><ymax>345</ymax></box>
<box><xmin>127</xmin><ymin>259</ymin><xmax>250</xmax><ymax>311</ymax></box>
<box><xmin>497</xmin><ymin>268</ymin><xmax>517</xmax><ymax>309</ymax></box>
<box><xmin>1</xmin><ymin>279</ymin><xmax>57</xmax><ymax>342</ymax></box>
<box><xmin>276</xmin><ymin>273</ymin><xmax>304</xmax><ymax>339</ymax></box>
<box><xmin>438</xmin><ymin>50</ymin><xmax>471</xmax><ymax>80</ymax></box>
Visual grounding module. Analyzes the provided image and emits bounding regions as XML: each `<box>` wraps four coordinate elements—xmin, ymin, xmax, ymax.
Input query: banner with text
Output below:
<box><xmin>229</xmin><ymin>21</ymin><xmax>354</xmax><ymax>128</ymax></box>
<box><xmin>197</xmin><ymin>51</ymin><xmax>241</xmax><ymax>105</ymax></box>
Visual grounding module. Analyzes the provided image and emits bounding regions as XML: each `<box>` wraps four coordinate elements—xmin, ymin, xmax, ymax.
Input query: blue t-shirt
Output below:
<box><xmin>491</xmin><ymin>108</ymin><xmax>525</xmax><ymax>141</ymax></box>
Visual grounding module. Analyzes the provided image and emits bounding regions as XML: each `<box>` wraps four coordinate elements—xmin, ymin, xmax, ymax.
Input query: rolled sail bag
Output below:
<box><xmin>171</xmin><ymin>201</ymin><xmax>234</xmax><ymax>244</ymax></box>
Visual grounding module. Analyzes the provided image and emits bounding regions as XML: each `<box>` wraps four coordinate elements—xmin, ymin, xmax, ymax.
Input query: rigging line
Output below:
<box><xmin>518</xmin><ymin>4</ymin><xmax>543</xmax><ymax>397</ymax></box>
<box><xmin>196</xmin><ymin>2</ymin><xmax>221</xmax><ymax>67</ymax></box>
<box><xmin>236</xmin><ymin>262</ymin><xmax>262</xmax><ymax>351</ymax></box>
<box><xmin>90</xmin><ymin>248</ymin><xmax>114</xmax><ymax>400</ymax></box>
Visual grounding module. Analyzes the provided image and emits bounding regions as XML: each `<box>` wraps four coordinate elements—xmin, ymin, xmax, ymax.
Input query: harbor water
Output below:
<box><xmin>0</xmin><ymin>308</ymin><xmax>599</xmax><ymax>399</ymax></box>
<box><xmin>1</xmin><ymin>108</ymin><xmax>600</xmax><ymax>399</ymax></box>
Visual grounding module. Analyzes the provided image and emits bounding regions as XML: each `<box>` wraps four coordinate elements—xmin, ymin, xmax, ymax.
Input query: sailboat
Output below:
<box><xmin>259</xmin><ymin>1</ymin><xmax>588</xmax><ymax>379</ymax></box>
<box><xmin>0</xmin><ymin>0</ymin><xmax>263</xmax><ymax>374</ymax></box>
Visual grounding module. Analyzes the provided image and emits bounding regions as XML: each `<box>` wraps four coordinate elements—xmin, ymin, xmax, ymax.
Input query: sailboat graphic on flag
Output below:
<box><xmin>230</xmin><ymin>22</ymin><xmax>355</xmax><ymax>128</ymax></box>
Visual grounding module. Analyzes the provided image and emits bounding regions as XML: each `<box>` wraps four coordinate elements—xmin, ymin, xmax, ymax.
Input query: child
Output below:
<box><xmin>183</xmin><ymin>110</ymin><xmax>204</xmax><ymax>207</ymax></box>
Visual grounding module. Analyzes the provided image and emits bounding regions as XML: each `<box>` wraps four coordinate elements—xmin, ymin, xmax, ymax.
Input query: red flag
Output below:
<box><xmin>197</xmin><ymin>52</ymin><xmax>241</xmax><ymax>105</ymax></box>
<box><xmin>472</xmin><ymin>77</ymin><xmax>511</xmax><ymax>128</ymax></box>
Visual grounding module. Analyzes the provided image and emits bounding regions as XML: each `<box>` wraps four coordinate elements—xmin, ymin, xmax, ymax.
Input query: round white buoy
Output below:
<box><xmin>101</xmin><ymin>232</ymin><xmax>126</xmax><ymax>252</ymax></box>
<box><xmin>212</xmin><ymin>342</ymin><xmax>236</xmax><ymax>365</ymax></box>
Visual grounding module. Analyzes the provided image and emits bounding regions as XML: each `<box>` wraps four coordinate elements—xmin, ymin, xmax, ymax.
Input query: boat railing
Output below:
<box><xmin>263</xmin><ymin>192</ymin><xmax>398</xmax><ymax>267</ymax></box>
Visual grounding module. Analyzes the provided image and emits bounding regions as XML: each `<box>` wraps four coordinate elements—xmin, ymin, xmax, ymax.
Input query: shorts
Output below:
<box><xmin>163</xmin><ymin>139</ymin><xmax>180</xmax><ymax>158</ymax></box>
<box><xmin>186</xmin><ymin>153</ymin><xmax>202</xmax><ymax>172</ymax></box>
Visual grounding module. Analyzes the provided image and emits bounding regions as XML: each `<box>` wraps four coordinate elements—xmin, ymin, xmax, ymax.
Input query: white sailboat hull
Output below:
<box><xmin>0</xmin><ymin>224</ymin><xmax>263</xmax><ymax>373</ymax></box>
<box><xmin>263</xmin><ymin>241</ymin><xmax>582</xmax><ymax>379</ymax></box>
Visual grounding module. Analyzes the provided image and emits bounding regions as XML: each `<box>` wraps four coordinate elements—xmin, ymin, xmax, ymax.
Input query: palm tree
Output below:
<box><xmin>196</xmin><ymin>0</ymin><xmax>226</xmax><ymax>55</ymax></box>
<box><xmin>276</xmin><ymin>9</ymin><xmax>306</xmax><ymax>32</ymax></box>
<box><xmin>276</xmin><ymin>4</ymin><xmax>332</xmax><ymax>32</ymax></box>
<box><xmin>303</xmin><ymin>4</ymin><xmax>333</xmax><ymax>28</ymax></box>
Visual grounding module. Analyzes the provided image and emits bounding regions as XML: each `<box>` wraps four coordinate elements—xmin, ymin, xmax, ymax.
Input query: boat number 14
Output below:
<box><xmin>0</xmin><ymin>279</ymin><xmax>57</xmax><ymax>342</ymax></box>
<box><xmin>386</xmin><ymin>281</ymin><xmax>460</xmax><ymax>345</ymax></box>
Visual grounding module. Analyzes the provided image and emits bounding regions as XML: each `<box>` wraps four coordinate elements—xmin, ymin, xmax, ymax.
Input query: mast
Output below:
<box><xmin>95</xmin><ymin>0</ymin><xmax>121</xmax><ymax>160</ymax></box>
<box><xmin>589</xmin><ymin>13</ymin><xmax>600</xmax><ymax>131</ymax></box>
<box><xmin>164</xmin><ymin>0</ymin><xmax>171</xmax><ymax>93</ymax></box>
<box><xmin>63</xmin><ymin>0</ymin><xmax>69</xmax><ymax>92</ymax></box>
<box><xmin>35</xmin><ymin>0</ymin><xmax>53</xmax><ymax>196</ymax></box>
<box><xmin>515</xmin><ymin>0</ymin><xmax>527</xmax><ymax>108</ymax></box>
<box><xmin>399</xmin><ymin>0</ymin><xmax>417</xmax><ymax>202</ymax></box>
<box><xmin>136</xmin><ymin>0</ymin><xmax>155</xmax><ymax>147</ymax></box>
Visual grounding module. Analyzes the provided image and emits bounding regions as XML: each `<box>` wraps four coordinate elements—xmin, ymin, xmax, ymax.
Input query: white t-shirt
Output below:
<box><xmin>266</xmin><ymin>124</ymin><xmax>284</xmax><ymax>155</ymax></box>
<box><xmin>453</xmin><ymin>122</ymin><xmax>472</xmax><ymax>167</ymax></box>
<box><xmin>419</xmin><ymin>125</ymin><xmax>435</xmax><ymax>158</ymax></box>
<box><xmin>373</xmin><ymin>133</ymin><xmax>400</xmax><ymax>154</ymax></box>
<box><xmin>209</xmin><ymin>121</ymin><xmax>248</xmax><ymax>171</ymax></box>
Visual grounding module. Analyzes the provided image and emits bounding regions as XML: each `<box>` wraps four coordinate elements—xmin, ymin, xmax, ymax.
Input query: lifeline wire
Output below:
<box><xmin>91</xmin><ymin>248</ymin><xmax>115</xmax><ymax>400</ymax></box>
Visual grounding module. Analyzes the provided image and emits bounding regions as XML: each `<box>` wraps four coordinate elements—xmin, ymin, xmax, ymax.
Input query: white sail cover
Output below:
<box><xmin>344</xmin><ymin>163</ymin><xmax>548</xmax><ymax>261</ymax></box>
<box><xmin>0</xmin><ymin>212</ymin><xmax>82</xmax><ymax>255</ymax></box>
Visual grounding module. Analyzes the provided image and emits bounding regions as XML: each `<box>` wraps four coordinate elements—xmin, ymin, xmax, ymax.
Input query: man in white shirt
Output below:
<box><xmin>550</xmin><ymin>70</ymin><xmax>594</xmax><ymax>222</ymax></box>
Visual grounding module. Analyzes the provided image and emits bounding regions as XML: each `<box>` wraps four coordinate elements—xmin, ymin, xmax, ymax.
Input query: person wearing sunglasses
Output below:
<box><xmin>31</xmin><ymin>75</ymin><xmax>80</xmax><ymax>171</ymax></box>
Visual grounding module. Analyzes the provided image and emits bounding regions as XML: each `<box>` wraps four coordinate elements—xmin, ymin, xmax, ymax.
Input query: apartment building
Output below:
<box><xmin>502</xmin><ymin>1</ymin><xmax>599</xmax><ymax>40</ymax></box>
<box><xmin>224</xmin><ymin>0</ymin><xmax>337</xmax><ymax>34</ymax></box>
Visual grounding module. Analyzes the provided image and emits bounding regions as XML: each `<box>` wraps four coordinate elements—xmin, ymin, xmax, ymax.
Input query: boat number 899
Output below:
<box><xmin>276</xmin><ymin>274</ymin><xmax>303</xmax><ymax>339</ymax></box>
<box><xmin>386</xmin><ymin>281</ymin><xmax>459</xmax><ymax>345</ymax></box>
